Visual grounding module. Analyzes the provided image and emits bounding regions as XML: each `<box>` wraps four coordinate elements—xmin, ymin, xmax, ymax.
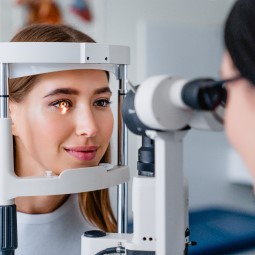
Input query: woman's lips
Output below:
<box><xmin>64</xmin><ymin>146</ymin><xmax>99</xmax><ymax>161</ymax></box>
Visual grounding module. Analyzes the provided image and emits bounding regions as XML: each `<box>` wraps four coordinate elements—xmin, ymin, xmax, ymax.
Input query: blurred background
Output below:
<box><xmin>1</xmin><ymin>1</ymin><xmax>255</xmax><ymax>254</ymax></box>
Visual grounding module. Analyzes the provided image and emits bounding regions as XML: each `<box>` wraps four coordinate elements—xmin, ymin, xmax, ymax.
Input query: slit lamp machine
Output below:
<box><xmin>0</xmin><ymin>42</ymin><xmax>225</xmax><ymax>255</ymax></box>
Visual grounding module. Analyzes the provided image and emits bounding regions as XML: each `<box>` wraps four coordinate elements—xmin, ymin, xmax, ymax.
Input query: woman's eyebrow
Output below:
<box><xmin>44</xmin><ymin>87</ymin><xmax>112</xmax><ymax>98</ymax></box>
<box><xmin>44</xmin><ymin>88</ymin><xmax>79</xmax><ymax>98</ymax></box>
<box><xmin>94</xmin><ymin>87</ymin><xmax>112</xmax><ymax>95</ymax></box>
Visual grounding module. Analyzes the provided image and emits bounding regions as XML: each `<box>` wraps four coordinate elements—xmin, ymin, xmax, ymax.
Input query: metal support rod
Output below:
<box><xmin>0</xmin><ymin>63</ymin><xmax>8</xmax><ymax>118</ymax></box>
<box><xmin>0</xmin><ymin>62</ymin><xmax>15</xmax><ymax>206</ymax></box>
<box><xmin>0</xmin><ymin>63</ymin><xmax>17</xmax><ymax>254</ymax></box>
<box><xmin>117</xmin><ymin>64</ymin><xmax>128</xmax><ymax>233</ymax></box>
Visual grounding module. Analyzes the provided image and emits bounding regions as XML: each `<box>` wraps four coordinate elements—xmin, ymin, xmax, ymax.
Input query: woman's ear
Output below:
<box><xmin>9</xmin><ymin>101</ymin><xmax>18</xmax><ymax>136</ymax></box>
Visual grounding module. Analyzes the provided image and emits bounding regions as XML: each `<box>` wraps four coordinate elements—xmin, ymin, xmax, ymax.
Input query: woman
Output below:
<box><xmin>221</xmin><ymin>0</ymin><xmax>255</xmax><ymax>183</ymax></box>
<box><xmin>9</xmin><ymin>24</ymin><xmax>116</xmax><ymax>255</ymax></box>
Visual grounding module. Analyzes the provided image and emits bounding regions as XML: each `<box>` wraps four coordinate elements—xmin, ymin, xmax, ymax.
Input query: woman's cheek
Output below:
<box><xmin>100</xmin><ymin>110</ymin><xmax>113</xmax><ymax>136</ymax></box>
<box><xmin>35</xmin><ymin>114</ymin><xmax>67</xmax><ymax>144</ymax></box>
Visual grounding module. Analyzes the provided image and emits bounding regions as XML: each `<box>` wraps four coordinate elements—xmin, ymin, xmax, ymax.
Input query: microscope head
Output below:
<box><xmin>122</xmin><ymin>75</ymin><xmax>224</xmax><ymax>135</ymax></box>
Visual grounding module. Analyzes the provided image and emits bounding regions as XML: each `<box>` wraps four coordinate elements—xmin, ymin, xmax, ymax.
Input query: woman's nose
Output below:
<box><xmin>75</xmin><ymin>108</ymin><xmax>98</xmax><ymax>137</ymax></box>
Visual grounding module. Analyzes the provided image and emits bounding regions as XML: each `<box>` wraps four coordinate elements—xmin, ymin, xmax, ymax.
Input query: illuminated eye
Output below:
<box><xmin>52</xmin><ymin>100</ymin><xmax>72</xmax><ymax>114</ymax></box>
<box><xmin>59</xmin><ymin>101</ymin><xmax>68</xmax><ymax>108</ymax></box>
<box><xmin>59</xmin><ymin>101</ymin><xmax>69</xmax><ymax>114</ymax></box>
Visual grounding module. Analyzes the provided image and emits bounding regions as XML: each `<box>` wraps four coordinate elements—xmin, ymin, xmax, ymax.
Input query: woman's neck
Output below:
<box><xmin>15</xmin><ymin>194</ymin><xmax>69</xmax><ymax>214</ymax></box>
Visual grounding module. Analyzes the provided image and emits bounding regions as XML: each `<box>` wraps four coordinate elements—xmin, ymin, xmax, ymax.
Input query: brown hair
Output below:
<box><xmin>9</xmin><ymin>24</ymin><xmax>116</xmax><ymax>232</ymax></box>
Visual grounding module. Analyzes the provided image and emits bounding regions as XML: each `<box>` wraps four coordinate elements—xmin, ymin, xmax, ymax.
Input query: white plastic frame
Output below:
<box><xmin>0</xmin><ymin>42</ymin><xmax>130</xmax><ymax>232</ymax></box>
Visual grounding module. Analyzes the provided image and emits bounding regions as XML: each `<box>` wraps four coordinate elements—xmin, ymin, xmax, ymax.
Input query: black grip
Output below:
<box><xmin>0</xmin><ymin>205</ymin><xmax>18</xmax><ymax>255</ymax></box>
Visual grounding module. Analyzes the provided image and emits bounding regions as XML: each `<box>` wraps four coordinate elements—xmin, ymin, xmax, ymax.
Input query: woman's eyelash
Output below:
<box><xmin>94</xmin><ymin>99</ymin><xmax>112</xmax><ymax>107</ymax></box>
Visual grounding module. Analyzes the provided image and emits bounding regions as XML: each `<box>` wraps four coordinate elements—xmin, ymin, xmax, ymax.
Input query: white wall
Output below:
<box><xmin>1</xmin><ymin>0</ymin><xmax>254</xmax><ymax>217</ymax></box>
<box><xmin>0</xmin><ymin>0</ymin><xmax>21</xmax><ymax>40</ymax></box>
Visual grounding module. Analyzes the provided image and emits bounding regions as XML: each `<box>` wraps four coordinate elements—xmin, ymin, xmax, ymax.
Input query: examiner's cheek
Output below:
<box><xmin>223</xmin><ymin>105</ymin><xmax>238</xmax><ymax>150</ymax></box>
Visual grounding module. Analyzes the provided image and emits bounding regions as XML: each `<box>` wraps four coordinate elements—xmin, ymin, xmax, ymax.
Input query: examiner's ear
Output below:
<box><xmin>220</xmin><ymin>51</ymin><xmax>240</xmax><ymax>80</ymax></box>
<box><xmin>9</xmin><ymin>101</ymin><xmax>18</xmax><ymax>136</ymax></box>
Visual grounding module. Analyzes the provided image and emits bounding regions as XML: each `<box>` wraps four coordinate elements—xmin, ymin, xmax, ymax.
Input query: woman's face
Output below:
<box><xmin>10</xmin><ymin>69</ymin><xmax>113</xmax><ymax>177</ymax></box>
<box><xmin>221</xmin><ymin>51</ymin><xmax>255</xmax><ymax>180</ymax></box>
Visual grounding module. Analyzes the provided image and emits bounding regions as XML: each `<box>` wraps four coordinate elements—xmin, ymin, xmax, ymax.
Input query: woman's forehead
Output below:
<box><xmin>26</xmin><ymin>69</ymin><xmax>110</xmax><ymax>98</ymax></box>
<box><xmin>35</xmin><ymin>69</ymin><xmax>108</xmax><ymax>87</ymax></box>
<box><xmin>38</xmin><ymin>69</ymin><xmax>108</xmax><ymax>81</ymax></box>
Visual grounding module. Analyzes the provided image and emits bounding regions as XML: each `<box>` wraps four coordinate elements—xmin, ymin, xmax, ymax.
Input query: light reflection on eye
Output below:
<box><xmin>52</xmin><ymin>100</ymin><xmax>71</xmax><ymax>114</ymax></box>
<box><xmin>60</xmin><ymin>105</ymin><xmax>68</xmax><ymax>114</ymax></box>
<box><xmin>59</xmin><ymin>101</ymin><xmax>69</xmax><ymax>114</ymax></box>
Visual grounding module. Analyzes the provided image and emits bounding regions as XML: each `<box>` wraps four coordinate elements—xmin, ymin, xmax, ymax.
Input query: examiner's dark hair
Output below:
<box><xmin>224</xmin><ymin>0</ymin><xmax>255</xmax><ymax>84</ymax></box>
<box><xmin>9</xmin><ymin>24</ymin><xmax>116</xmax><ymax>232</ymax></box>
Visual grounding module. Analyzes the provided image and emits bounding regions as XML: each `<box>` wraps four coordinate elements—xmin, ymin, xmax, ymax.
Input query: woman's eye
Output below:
<box><xmin>94</xmin><ymin>99</ymin><xmax>111</xmax><ymax>108</ymax></box>
<box><xmin>51</xmin><ymin>100</ymin><xmax>72</xmax><ymax>114</ymax></box>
